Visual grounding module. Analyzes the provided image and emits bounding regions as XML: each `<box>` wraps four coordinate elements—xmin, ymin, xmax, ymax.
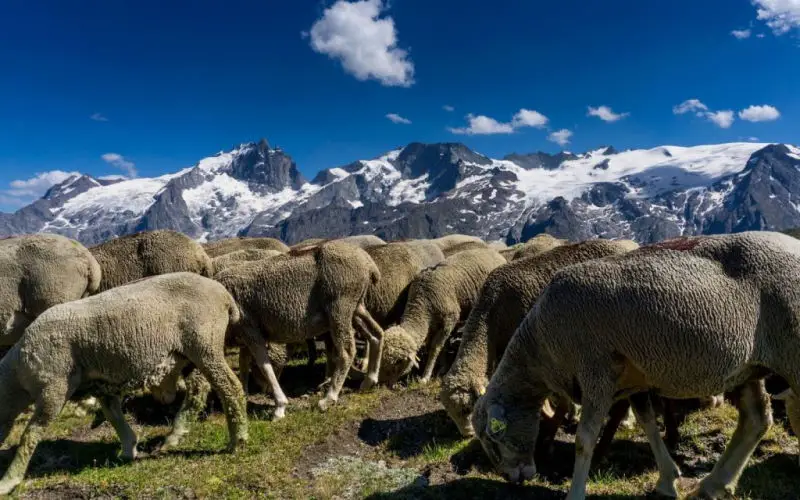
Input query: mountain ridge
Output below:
<box><xmin>2</xmin><ymin>139</ymin><xmax>800</xmax><ymax>246</ymax></box>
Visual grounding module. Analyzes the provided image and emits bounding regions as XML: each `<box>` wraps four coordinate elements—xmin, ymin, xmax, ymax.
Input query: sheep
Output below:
<box><xmin>0</xmin><ymin>272</ymin><xmax>247</xmax><ymax>495</ymax></box>
<box><xmin>212</xmin><ymin>248</ymin><xmax>282</xmax><ymax>275</ymax></box>
<box><xmin>401</xmin><ymin>239</ymin><xmax>448</xmax><ymax>268</ymax></box>
<box><xmin>441</xmin><ymin>240</ymin><xmax>490</xmax><ymax>258</ymax></box>
<box><xmin>379</xmin><ymin>248</ymin><xmax>507</xmax><ymax>385</ymax></box>
<box><xmin>338</xmin><ymin>235</ymin><xmax>386</xmax><ymax>249</ymax></box>
<box><xmin>90</xmin><ymin>230</ymin><xmax>214</xmax><ymax>292</ymax></box>
<box><xmin>291</xmin><ymin>238</ymin><xmax>327</xmax><ymax>249</ymax></box>
<box><xmin>440</xmin><ymin>239</ymin><xmax>638</xmax><ymax>437</ymax></box>
<box><xmin>203</xmin><ymin>236</ymin><xmax>289</xmax><ymax>258</ymax></box>
<box><xmin>511</xmin><ymin>233</ymin><xmax>568</xmax><ymax>261</ymax></box>
<box><xmin>1</xmin><ymin>234</ymin><xmax>101</xmax><ymax>348</ymax></box>
<box><xmin>472</xmin><ymin>231</ymin><xmax>800</xmax><ymax>500</ymax></box>
<box><xmin>431</xmin><ymin>234</ymin><xmax>484</xmax><ymax>254</ymax></box>
<box><xmin>214</xmin><ymin>241</ymin><xmax>386</xmax><ymax>417</ymax></box>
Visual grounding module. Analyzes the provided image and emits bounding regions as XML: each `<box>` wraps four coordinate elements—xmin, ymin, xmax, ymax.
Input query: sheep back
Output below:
<box><xmin>203</xmin><ymin>236</ymin><xmax>289</xmax><ymax>258</ymax></box>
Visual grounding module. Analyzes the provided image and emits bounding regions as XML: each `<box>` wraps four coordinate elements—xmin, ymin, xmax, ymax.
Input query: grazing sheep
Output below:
<box><xmin>215</xmin><ymin>241</ymin><xmax>386</xmax><ymax>417</ymax></box>
<box><xmin>401</xmin><ymin>239</ymin><xmax>448</xmax><ymax>268</ymax></box>
<box><xmin>0</xmin><ymin>273</ymin><xmax>247</xmax><ymax>495</ymax></box>
<box><xmin>212</xmin><ymin>249</ymin><xmax>282</xmax><ymax>275</ymax></box>
<box><xmin>1</xmin><ymin>234</ymin><xmax>102</xmax><ymax>348</ymax></box>
<box><xmin>364</xmin><ymin>242</ymin><xmax>446</xmax><ymax>326</ymax></box>
<box><xmin>512</xmin><ymin>233</ymin><xmax>568</xmax><ymax>261</ymax></box>
<box><xmin>431</xmin><ymin>234</ymin><xmax>484</xmax><ymax>254</ymax></box>
<box><xmin>291</xmin><ymin>238</ymin><xmax>327</xmax><ymax>249</ymax></box>
<box><xmin>487</xmin><ymin>241</ymin><xmax>508</xmax><ymax>251</ymax></box>
<box><xmin>338</xmin><ymin>235</ymin><xmax>386</xmax><ymax>249</ymax></box>
<box><xmin>91</xmin><ymin>230</ymin><xmax>213</xmax><ymax>291</ymax></box>
<box><xmin>203</xmin><ymin>236</ymin><xmax>289</xmax><ymax>258</ymax></box>
<box><xmin>473</xmin><ymin>231</ymin><xmax>800</xmax><ymax>499</ymax></box>
<box><xmin>441</xmin><ymin>240</ymin><xmax>490</xmax><ymax>257</ymax></box>
<box><xmin>441</xmin><ymin>239</ymin><xmax>638</xmax><ymax>437</ymax></box>
<box><xmin>380</xmin><ymin>248</ymin><xmax>507</xmax><ymax>385</ymax></box>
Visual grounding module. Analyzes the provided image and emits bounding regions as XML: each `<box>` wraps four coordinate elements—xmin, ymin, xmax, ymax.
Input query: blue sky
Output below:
<box><xmin>1</xmin><ymin>0</ymin><xmax>798</xmax><ymax>211</ymax></box>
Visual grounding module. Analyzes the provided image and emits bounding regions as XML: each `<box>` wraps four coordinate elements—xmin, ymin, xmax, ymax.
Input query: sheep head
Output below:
<box><xmin>439</xmin><ymin>378</ymin><xmax>486</xmax><ymax>437</ymax></box>
<box><xmin>472</xmin><ymin>391</ymin><xmax>543</xmax><ymax>484</ymax></box>
<box><xmin>378</xmin><ymin>326</ymin><xmax>419</xmax><ymax>385</ymax></box>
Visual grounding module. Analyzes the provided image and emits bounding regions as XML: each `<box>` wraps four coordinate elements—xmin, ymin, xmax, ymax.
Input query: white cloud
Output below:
<box><xmin>738</xmin><ymin>104</ymin><xmax>781</xmax><ymax>122</ymax></box>
<box><xmin>548</xmin><ymin>129</ymin><xmax>573</xmax><ymax>147</ymax></box>
<box><xmin>511</xmin><ymin>109</ymin><xmax>549</xmax><ymax>128</ymax></box>
<box><xmin>448</xmin><ymin>114</ymin><xmax>514</xmax><ymax>135</ymax></box>
<box><xmin>673</xmin><ymin>99</ymin><xmax>709</xmax><ymax>115</ymax></box>
<box><xmin>448</xmin><ymin>108</ymin><xmax>550</xmax><ymax>135</ymax></box>
<box><xmin>747</xmin><ymin>136</ymin><xmax>761</xmax><ymax>141</ymax></box>
<box><xmin>308</xmin><ymin>0</ymin><xmax>414</xmax><ymax>87</ymax></box>
<box><xmin>753</xmin><ymin>0</ymin><xmax>800</xmax><ymax>35</ymax></box>
<box><xmin>443</xmin><ymin>105</ymin><xmax>455</xmax><ymax>112</ymax></box>
<box><xmin>385</xmin><ymin>113</ymin><xmax>411</xmax><ymax>125</ymax></box>
<box><xmin>705</xmin><ymin>110</ymin><xmax>735</xmax><ymax>129</ymax></box>
<box><xmin>90</xmin><ymin>112</ymin><xmax>108</xmax><ymax>122</ymax></box>
<box><xmin>731</xmin><ymin>29</ymin><xmax>752</xmax><ymax>39</ymax></box>
<box><xmin>1</xmin><ymin>170</ymin><xmax>80</xmax><ymax>208</ymax></box>
<box><xmin>102</xmin><ymin>153</ymin><xmax>137</xmax><ymax>178</ymax></box>
<box><xmin>587</xmin><ymin>105</ymin><xmax>630</xmax><ymax>122</ymax></box>
<box><xmin>674</xmin><ymin>99</ymin><xmax>736</xmax><ymax>128</ymax></box>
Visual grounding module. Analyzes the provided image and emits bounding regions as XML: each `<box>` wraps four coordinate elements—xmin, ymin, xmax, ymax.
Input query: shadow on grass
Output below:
<box><xmin>363</xmin><ymin>477</ymin><xmax>644</xmax><ymax>500</ymax></box>
<box><xmin>358</xmin><ymin>409</ymin><xmax>463</xmax><ymax>459</ymax></box>
<box><xmin>738</xmin><ymin>453</ymin><xmax>800</xmax><ymax>500</ymax></box>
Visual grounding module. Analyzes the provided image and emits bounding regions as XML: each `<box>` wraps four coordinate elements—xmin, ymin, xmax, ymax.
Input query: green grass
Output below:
<box><xmin>3</xmin><ymin>364</ymin><xmax>799</xmax><ymax>499</ymax></box>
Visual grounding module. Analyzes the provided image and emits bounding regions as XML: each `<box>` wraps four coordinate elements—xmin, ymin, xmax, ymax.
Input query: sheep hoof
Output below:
<box><xmin>419</xmin><ymin>376</ymin><xmax>431</xmax><ymax>385</ymax></box>
<box><xmin>686</xmin><ymin>480</ymin><xmax>734</xmax><ymax>499</ymax></box>
<box><xmin>121</xmin><ymin>447</ymin><xmax>138</xmax><ymax>461</ymax></box>
<box><xmin>654</xmin><ymin>478</ymin><xmax>679</xmax><ymax>498</ymax></box>
<box><xmin>273</xmin><ymin>406</ymin><xmax>286</xmax><ymax>420</ymax></box>
<box><xmin>0</xmin><ymin>478</ymin><xmax>21</xmax><ymax>496</ymax></box>
<box><xmin>318</xmin><ymin>397</ymin><xmax>336</xmax><ymax>412</ymax></box>
<box><xmin>360</xmin><ymin>376</ymin><xmax>378</xmax><ymax>391</ymax></box>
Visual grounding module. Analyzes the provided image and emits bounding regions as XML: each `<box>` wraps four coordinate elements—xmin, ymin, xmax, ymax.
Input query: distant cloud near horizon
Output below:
<box><xmin>308</xmin><ymin>0</ymin><xmax>414</xmax><ymax>87</ymax></box>
<box><xmin>102</xmin><ymin>153</ymin><xmax>137</xmax><ymax>178</ymax></box>
<box><xmin>548</xmin><ymin>129</ymin><xmax>573</xmax><ymax>146</ymax></box>
<box><xmin>1</xmin><ymin>170</ymin><xmax>79</xmax><ymax>208</ymax></box>
<box><xmin>386</xmin><ymin>113</ymin><xmax>412</xmax><ymax>124</ymax></box>
<box><xmin>739</xmin><ymin>104</ymin><xmax>781</xmax><ymax>122</ymax></box>
<box><xmin>673</xmin><ymin>99</ymin><xmax>734</xmax><ymax>128</ymax></box>
<box><xmin>90</xmin><ymin>112</ymin><xmax>108</xmax><ymax>122</ymax></box>
<box><xmin>443</xmin><ymin>105</ymin><xmax>455</xmax><ymax>112</ymax></box>
<box><xmin>587</xmin><ymin>105</ymin><xmax>629</xmax><ymax>122</ymax></box>
<box><xmin>448</xmin><ymin>108</ymin><xmax>549</xmax><ymax>135</ymax></box>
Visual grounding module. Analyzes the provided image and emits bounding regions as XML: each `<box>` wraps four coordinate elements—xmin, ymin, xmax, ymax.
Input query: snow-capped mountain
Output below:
<box><xmin>2</xmin><ymin>139</ymin><xmax>800</xmax><ymax>246</ymax></box>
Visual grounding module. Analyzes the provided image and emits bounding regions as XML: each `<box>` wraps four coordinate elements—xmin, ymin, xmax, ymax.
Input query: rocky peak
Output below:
<box><xmin>227</xmin><ymin>139</ymin><xmax>307</xmax><ymax>192</ymax></box>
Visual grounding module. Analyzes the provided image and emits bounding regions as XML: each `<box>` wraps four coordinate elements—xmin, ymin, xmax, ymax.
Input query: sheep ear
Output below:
<box><xmin>774</xmin><ymin>389</ymin><xmax>795</xmax><ymax>401</ymax></box>
<box><xmin>541</xmin><ymin>399</ymin><xmax>556</xmax><ymax>419</ymax></box>
<box><xmin>487</xmin><ymin>404</ymin><xmax>507</xmax><ymax>438</ymax></box>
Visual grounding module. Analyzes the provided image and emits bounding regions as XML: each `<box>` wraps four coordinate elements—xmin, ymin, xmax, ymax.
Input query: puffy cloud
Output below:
<box><xmin>1</xmin><ymin>170</ymin><xmax>80</xmax><ymax>207</ymax></box>
<box><xmin>511</xmin><ymin>109</ymin><xmax>549</xmax><ymax>128</ymax></box>
<box><xmin>705</xmin><ymin>110</ymin><xmax>735</xmax><ymax>129</ymax></box>
<box><xmin>753</xmin><ymin>0</ymin><xmax>800</xmax><ymax>35</ymax></box>
<box><xmin>448</xmin><ymin>114</ymin><xmax>515</xmax><ymax>135</ymax></box>
<box><xmin>90</xmin><ymin>112</ymin><xmax>108</xmax><ymax>122</ymax></box>
<box><xmin>385</xmin><ymin>113</ymin><xmax>412</xmax><ymax>124</ymax></box>
<box><xmin>443</xmin><ymin>105</ymin><xmax>455</xmax><ymax>112</ymax></box>
<box><xmin>587</xmin><ymin>105</ymin><xmax>630</xmax><ymax>122</ymax></box>
<box><xmin>738</xmin><ymin>104</ymin><xmax>781</xmax><ymax>122</ymax></box>
<box><xmin>673</xmin><ymin>99</ymin><xmax>709</xmax><ymax>115</ymax></box>
<box><xmin>731</xmin><ymin>29</ymin><xmax>752</xmax><ymax>39</ymax></box>
<box><xmin>308</xmin><ymin>0</ymin><xmax>414</xmax><ymax>87</ymax></box>
<box><xmin>548</xmin><ymin>129</ymin><xmax>573</xmax><ymax>146</ymax></box>
<box><xmin>448</xmin><ymin>108</ymin><xmax>549</xmax><ymax>135</ymax></box>
<box><xmin>102</xmin><ymin>153</ymin><xmax>137</xmax><ymax>178</ymax></box>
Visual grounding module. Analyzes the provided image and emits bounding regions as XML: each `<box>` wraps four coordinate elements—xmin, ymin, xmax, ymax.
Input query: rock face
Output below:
<box><xmin>2</xmin><ymin>139</ymin><xmax>800</xmax><ymax>246</ymax></box>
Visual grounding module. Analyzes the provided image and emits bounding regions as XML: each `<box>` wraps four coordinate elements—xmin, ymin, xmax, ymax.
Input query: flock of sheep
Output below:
<box><xmin>1</xmin><ymin>229</ymin><xmax>799</xmax><ymax>499</ymax></box>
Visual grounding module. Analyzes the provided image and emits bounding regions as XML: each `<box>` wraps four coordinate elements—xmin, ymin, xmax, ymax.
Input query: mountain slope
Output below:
<box><xmin>2</xmin><ymin>140</ymin><xmax>799</xmax><ymax>246</ymax></box>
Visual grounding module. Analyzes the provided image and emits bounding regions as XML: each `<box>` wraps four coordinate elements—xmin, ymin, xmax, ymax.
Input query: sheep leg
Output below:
<box><xmin>690</xmin><ymin>379</ymin><xmax>771</xmax><ymax>498</ymax></box>
<box><xmin>354</xmin><ymin>314</ymin><xmax>382</xmax><ymax>390</ymax></box>
<box><xmin>98</xmin><ymin>395</ymin><xmax>138</xmax><ymax>460</ymax></box>
<box><xmin>319</xmin><ymin>301</ymin><xmax>357</xmax><ymax>411</ymax></box>
<box><xmin>238</xmin><ymin>348</ymin><xmax>252</xmax><ymax>397</ymax></box>
<box><xmin>161</xmin><ymin>370</ymin><xmax>211</xmax><ymax>452</ymax></box>
<box><xmin>421</xmin><ymin>315</ymin><xmax>458</xmax><ymax>384</ymax></box>
<box><xmin>306</xmin><ymin>339</ymin><xmax>318</xmax><ymax>367</ymax></box>
<box><xmin>194</xmin><ymin>355</ymin><xmax>249</xmax><ymax>451</ymax></box>
<box><xmin>566</xmin><ymin>387</ymin><xmax>615</xmax><ymax>500</ymax></box>
<box><xmin>0</xmin><ymin>382</ymin><xmax>67</xmax><ymax>496</ymax></box>
<box><xmin>662</xmin><ymin>397</ymin><xmax>681</xmax><ymax>450</ymax></box>
<box><xmin>246</xmin><ymin>341</ymin><xmax>289</xmax><ymax>420</ymax></box>
<box><xmin>629</xmin><ymin>393</ymin><xmax>681</xmax><ymax>498</ymax></box>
